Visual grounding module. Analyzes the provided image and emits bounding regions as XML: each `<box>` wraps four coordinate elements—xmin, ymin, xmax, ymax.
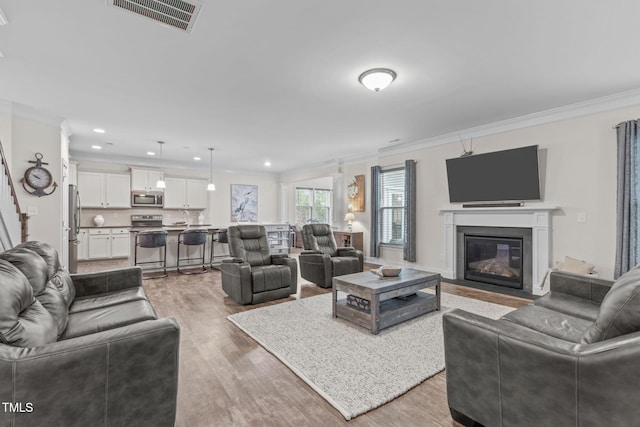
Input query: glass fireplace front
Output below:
<box><xmin>464</xmin><ymin>235</ymin><xmax>523</xmax><ymax>289</ymax></box>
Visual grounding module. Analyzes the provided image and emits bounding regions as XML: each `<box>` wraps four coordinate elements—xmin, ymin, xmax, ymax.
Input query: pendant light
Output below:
<box><xmin>207</xmin><ymin>147</ymin><xmax>216</xmax><ymax>191</ymax></box>
<box><xmin>156</xmin><ymin>141</ymin><xmax>166</xmax><ymax>189</ymax></box>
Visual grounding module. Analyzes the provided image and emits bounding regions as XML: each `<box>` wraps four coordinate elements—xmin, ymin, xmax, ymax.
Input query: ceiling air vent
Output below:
<box><xmin>107</xmin><ymin>0</ymin><xmax>202</xmax><ymax>33</ymax></box>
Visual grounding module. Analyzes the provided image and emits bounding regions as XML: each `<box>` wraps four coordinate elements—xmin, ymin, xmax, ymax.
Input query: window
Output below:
<box><xmin>379</xmin><ymin>168</ymin><xmax>405</xmax><ymax>245</ymax></box>
<box><xmin>295</xmin><ymin>187</ymin><xmax>331</xmax><ymax>224</ymax></box>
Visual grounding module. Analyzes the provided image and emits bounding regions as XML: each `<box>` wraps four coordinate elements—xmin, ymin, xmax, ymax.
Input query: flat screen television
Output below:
<box><xmin>446</xmin><ymin>145</ymin><xmax>541</xmax><ymax>203</ymax></box>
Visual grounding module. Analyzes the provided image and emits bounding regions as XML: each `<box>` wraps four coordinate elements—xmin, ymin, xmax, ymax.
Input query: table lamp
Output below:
<box><xmin>344</xmin><ymin>212</ymin><xmax>356</xmax><ymax>231</ymax></box>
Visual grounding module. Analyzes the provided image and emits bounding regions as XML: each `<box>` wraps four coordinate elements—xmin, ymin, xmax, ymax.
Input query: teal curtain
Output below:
<box><xmin>404</xmin><ymin>160</ymin><xmax>416</xmax><ymax>262</ymax></box>
<box><xmin>370</xmin><ymin>166</ymin><xmax>381</xmax><ymax>257</ymax></box>
<box><xmin>615</xmin><ymin>119</ymin><xmax>640</xmax><ymax>278</ymax></box>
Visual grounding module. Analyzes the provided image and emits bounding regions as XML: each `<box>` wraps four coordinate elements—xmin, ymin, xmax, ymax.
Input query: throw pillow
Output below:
<box><xmin>560</xmin><ymin>256</ymin><xmax>595</xmax><ymax>275</ymax></box>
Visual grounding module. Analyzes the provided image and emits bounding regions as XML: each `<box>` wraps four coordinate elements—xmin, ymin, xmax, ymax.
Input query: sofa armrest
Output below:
<box><xmin>445</xmin><ymin>308</ymin><xmax>640</xmax><ymax>426</ymax></box>
<box><xmin>443</xmin><ymin>309</ymin><xmax>579</xmax><ymax>426</ymax></box>
<box><xmin>0</xmin><ymin>318</ymin><xmax>179</xmax><ymax>427</ymax></box>
<box><xmin>336</xmin><ymin>247</ymin><xmax>357</xmax><ymax>257</ymax></box>
<box><xmin>336</xmin><ymin>247</ymin><xmax>364</xmax><ymax>270</ymax></box>
<box><xmin>71</xmin><ymin>267</ymin><xmax>143</xmax><ymax>298</ymax></box>
<box><xmin>549</xmin><ymin>270</ymin><xmax>614</xmax><ymax>303</ymax></box>
<box><xmin>301</xmin><ymin>250</ymin><xmax>323</xmax><ymax>255</ymax></box>
<box><xmin>220</xmin><ymin>259</ymin><xmax>253</xmax><ymax>305</ymax></box>
<box><xmin>272</xmin><ymin>256</ymin><xmax>298</xmax><ymax>294</ymax></box>
<box><xmin>299</xmin><ymin>251</ymin><xmax>332</xmax><ymax>288</ymax></box>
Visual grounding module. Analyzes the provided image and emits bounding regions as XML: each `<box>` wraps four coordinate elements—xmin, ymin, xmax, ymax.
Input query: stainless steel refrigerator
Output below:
<box><xmin>68</xmin><ymin>184</ymin><xmax>81</xmax><ymax>273</ymax></box>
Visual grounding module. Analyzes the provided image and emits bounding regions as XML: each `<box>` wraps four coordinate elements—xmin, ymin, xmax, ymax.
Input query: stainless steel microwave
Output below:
<box><xmin>131</xmin><ymin>191</ymin><xmax>164</xmax><ymax>207</ymax></box>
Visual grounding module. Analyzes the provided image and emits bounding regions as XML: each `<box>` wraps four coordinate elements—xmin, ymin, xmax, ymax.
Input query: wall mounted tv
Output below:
<box><xmin>445</xmin><ymin>145</ymin><xmax>541</xmax><ymax>203</ymax></box>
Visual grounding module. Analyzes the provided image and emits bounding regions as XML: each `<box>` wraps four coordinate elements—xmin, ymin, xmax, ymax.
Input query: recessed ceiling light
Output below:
<box><xmin>93</xmin><ymin>128</ymin><xmax>105</xmax><ymax>134</ymax></box>
<box><xmin>147</xmin><ymin>151</ymin><xmax>155</xmax><ymax>156</ymax></box>
<box><xmin>91</xmin><ymin>145</ymin><xmax>102</xmax><ymax>150</ymax></box>
<box><xmin>194</xmin><ymin>157</ymin><xmax>201</xmax><ymax>161</ymax></box>
<box><xmin>264</xmin><ymin>161</ymin><xmax>271</xmax><ymax>167</ymax></box>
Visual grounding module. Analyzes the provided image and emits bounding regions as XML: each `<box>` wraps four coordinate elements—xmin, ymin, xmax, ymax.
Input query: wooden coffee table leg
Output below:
<box><xmin>332</xmin><ymin>283</ymin><xmax>337</xmax><ymax>318</ymax></box>
<box><xmin>370</xmin><ymin>294</ymin><xmax>379</xmax><ymax>334</ymax></box>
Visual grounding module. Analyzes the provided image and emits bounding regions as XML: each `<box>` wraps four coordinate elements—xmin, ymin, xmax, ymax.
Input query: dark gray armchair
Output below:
<box><xmin>221</xmin><ymin>225</ymin><xmax>297</xmax><ymax>305</ymax></box>
<box><xmin>298</xmin><ymin>224</ymin><xmax>363</xmax><ymax>288</ymax></box>
<box><xmin>443</xmin><ymin>267</ymin><xmax>640</xmax><ymax>427</ymax></box>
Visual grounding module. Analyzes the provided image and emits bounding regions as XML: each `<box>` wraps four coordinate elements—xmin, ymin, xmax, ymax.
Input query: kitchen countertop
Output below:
<box><xmin>80</xmin><ymin>225</ymin><xmax>131</xmax><ymax>229</ymax></box>
<box><xmin>129</xmin><ymin>225</ymin><xmax>223</xmax><ymax>232</ymax></box>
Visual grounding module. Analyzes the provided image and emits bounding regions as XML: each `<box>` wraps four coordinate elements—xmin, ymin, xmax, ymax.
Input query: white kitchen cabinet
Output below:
<box><xmin>78</xmin><ymin>172</ymin><xmax>104</xmax><ymax>207</ymax></box>
<box><xmin>78</xmin><ymin>228</ymin><xmax>89</xmax><ymax>260</ymax></box>
<box><xmin>130</xmin><ymin>168</ymin><xmax>164</xmax><ymax>192</ymax></box>
<box><xmin>78</xmin><ymin>171</ymin><xmax>131</xmax><ymax>208</ymax></box>
<box><xmin>88</xmin><ymin>229</ymin><xmax>111</xmax><ymax>259</ymax></box>
<box><xmin>164</xmin><ymin>177</ymin><xmax>208</xmax><ymax>209</ymax></box>
<box><xmin>87</xmin><ymin>228</ymin><xmax>130</xmax><ymax>259</ymax></box>
<box><xmin>111</xmin><ymin>228</ymin><xmax>130</xmax><ymax>258</ymax></box>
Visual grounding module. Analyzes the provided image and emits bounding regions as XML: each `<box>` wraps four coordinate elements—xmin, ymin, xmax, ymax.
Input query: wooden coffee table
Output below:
<box><xmin>332</xmin><ymin>268</ymin><xmax>441</xmax><ymax>334</ymax></box>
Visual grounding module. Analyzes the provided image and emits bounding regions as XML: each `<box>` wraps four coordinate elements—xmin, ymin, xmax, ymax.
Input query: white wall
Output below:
<box><xmin>12</xmin><ymin>116</ymin><xmax>65</xmax><ymax>251</ymax></box>
<box><xmin>283</xmin><ymin>105</ymin><xmax>640</xmax><ymax>280</ymax></box>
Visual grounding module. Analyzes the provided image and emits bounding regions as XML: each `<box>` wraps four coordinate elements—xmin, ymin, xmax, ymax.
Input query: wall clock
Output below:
<box><xmin>21</xmin><ymin>152</ymin><xmax>58</xmax><ymax>197</ymax></box>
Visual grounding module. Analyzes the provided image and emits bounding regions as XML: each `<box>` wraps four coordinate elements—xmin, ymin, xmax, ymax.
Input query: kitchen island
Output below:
<box><xmin>129</xmin><ymin>225</ymin><xmax>228</xmax><ymax>271</ymax></box>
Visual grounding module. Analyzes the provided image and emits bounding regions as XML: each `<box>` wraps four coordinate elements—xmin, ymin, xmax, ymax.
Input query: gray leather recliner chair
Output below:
<box><xmin>443</xmin><ymin>267</ymin><xmax>640</xmax><ymax>427</ymax></box>
<box><xmin>220</xmin><ymin>225</ymin><xmax>298</xmax><ymax>305</ymax></box>
<box><xmin>298</xmin><ymin>224</ymin><xmax>363</xmax><ymax>288</ymax></box>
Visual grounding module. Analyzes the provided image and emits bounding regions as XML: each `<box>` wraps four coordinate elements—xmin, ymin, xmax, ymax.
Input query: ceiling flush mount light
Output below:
<box><xmin>156</xmin><ymin>141</ymin><xmax>166</xmax><ymax>189</ymax></box>
<box><xmin>207</xmin><ymin>148</ymin><xmax>216</xmax><ymax>191</ymax></box>
<box><xmin>93</xmin><ymin>128</ymin><xmax>105</xmax><ymax>134</ymax></box>
<box><xmin>358</xmin><ymin>68</ymin><xmax>397</xmax><ymax>92</ymax></box>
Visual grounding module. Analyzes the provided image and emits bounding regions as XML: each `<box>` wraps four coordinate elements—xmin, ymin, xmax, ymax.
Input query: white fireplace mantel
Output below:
<box><xmin>440</xmin><ymin>206</ymin><xmax>559</xmax><ymax>295</ymax></box>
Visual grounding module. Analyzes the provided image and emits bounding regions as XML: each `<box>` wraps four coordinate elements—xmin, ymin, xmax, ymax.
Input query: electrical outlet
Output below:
<box><xmin>577</xmin><ymin>212</ymin><xmax>586</xmax><ymax>223</ymax></box>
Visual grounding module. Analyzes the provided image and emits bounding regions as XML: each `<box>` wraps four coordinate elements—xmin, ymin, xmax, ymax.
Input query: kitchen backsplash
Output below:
<box><xmin>80</xmin><ymin>208</ymin><xmax>205</xmax><ymax>227</ymax></box>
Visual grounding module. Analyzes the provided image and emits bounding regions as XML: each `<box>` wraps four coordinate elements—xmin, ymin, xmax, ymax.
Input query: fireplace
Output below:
<box><xmin>465</xmin><ymin>235</ymin><xmax>523</xmax><ymax>289</ymax></box>
<box><xmin>441</xmin><ymin>206</ymin><xmax>557</xmax><ymax>296</ymax></box>
<box><xmin>455</xmin><ymin>226</ymin><xmax>533</xmax><ymax>293</ymax></box>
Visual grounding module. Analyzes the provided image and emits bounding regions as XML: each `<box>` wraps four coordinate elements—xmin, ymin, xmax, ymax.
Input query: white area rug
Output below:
<box><xmin>228</xmin><ymin>292</ymin><xmax>514</xmax><ymax>420</ymax></box>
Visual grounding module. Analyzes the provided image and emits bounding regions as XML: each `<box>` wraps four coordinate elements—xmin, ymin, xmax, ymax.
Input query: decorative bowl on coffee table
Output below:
<box><xmin>372</xmin><ymin>265</ymin><xmax>402</xmax><ymax>277</ymax></box>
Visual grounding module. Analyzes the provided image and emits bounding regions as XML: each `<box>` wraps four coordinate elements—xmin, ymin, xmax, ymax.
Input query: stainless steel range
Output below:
<box><xmin>131</xmin><ymin>214</ymin><xmax>163</xmax><ymax>228</ymax></box>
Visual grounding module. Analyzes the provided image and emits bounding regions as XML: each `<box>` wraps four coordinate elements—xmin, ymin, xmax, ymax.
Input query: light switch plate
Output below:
<box><xmin>27</xmin><ymin>206</ymin><xmax>38</xmax><ymax>216</ymax></box>
<box><xmin>577</xmin><ymin>212</ymin><xmax>586</xmax><ymax>223</ymax></box>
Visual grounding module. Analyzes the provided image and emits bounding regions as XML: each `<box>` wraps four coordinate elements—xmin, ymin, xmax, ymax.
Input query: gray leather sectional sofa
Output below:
<box><xmin>443</xmin><ymin>267</ymin><xmax>640</xmax><ymax>426</ymax></box>
<box><xmin>0</xmin><ymin>241</ymin><xmax>179</xmax><ymax>427</ymax></box>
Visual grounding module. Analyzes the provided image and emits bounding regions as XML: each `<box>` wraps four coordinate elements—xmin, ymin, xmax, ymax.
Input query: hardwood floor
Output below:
<box><xmin>79</xmin><ymin>254</ymin><xmax>530</xmax><ymax>426</ymax></box>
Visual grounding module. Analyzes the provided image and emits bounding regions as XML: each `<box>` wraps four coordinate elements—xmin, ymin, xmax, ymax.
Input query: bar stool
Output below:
<box><xmin>177</xmin><ymin>229</ymin><xmax>209</xmax><ymax>274</ymax></box>
<box><xmin>209</xmin><ymin>228</ymin><xmax>229</xmax><ymax>267</ymax></box>
<box><xmin>134</xmin><ymin>230</ymin><xmax>168</xmax><ymax>279</ymax></box>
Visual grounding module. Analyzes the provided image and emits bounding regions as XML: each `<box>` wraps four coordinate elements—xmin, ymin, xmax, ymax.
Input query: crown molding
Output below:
<box><xmin>0</xmin><ymin>99</ymin><xmax>13</xmax><ymax>115</ymax></box>
<box><xmin>10</xmin><ymin>102</ymin><xmax>64</xmax><ymax>128</ymax></box>
<box><xmin>69</xmin><ymin>151</ymin><xmax>278</xmax><ymax>177</ymax></box>
<box><xmin>378</xmin><ymin>88</ymin><xmax>640</xmax><ymax>156</ymax></box>
<box><xmin>279</xmin><ymin>88</ymin><xmax>640</xmax><ymax>177</ymax></box>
